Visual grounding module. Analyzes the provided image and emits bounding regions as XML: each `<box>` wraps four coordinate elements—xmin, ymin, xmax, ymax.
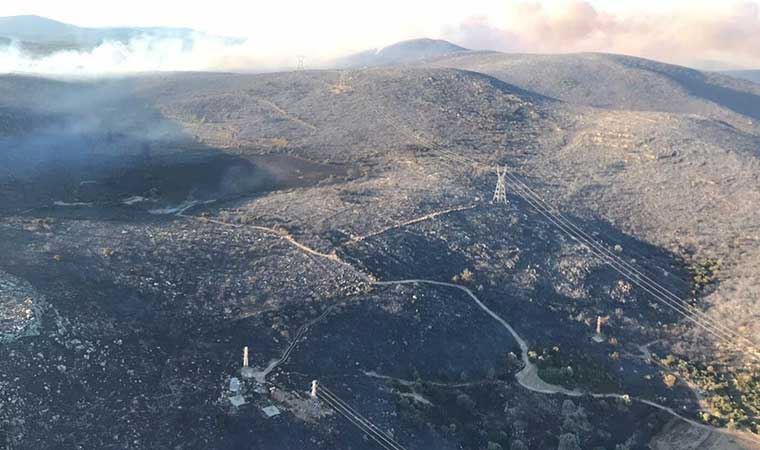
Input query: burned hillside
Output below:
<box><xmin>1</xmin><ymin>60</ymin><xmax>759</xmax><ymax>450</ymax></box>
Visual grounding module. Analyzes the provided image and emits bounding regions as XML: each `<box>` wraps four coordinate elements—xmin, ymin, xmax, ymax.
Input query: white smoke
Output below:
<box><xmin>0</xmin><ymin>34</ymin><xmax>286</xmax><ymax>76</ymax></box>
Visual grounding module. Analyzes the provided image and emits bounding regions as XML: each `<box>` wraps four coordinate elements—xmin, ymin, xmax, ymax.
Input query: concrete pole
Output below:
<box><xmin>596</xmin><ymin>316</ymin><xmax>602</xmax><ymax>335</ymax></box>
<box><xmin>310</xmin><ymin>380</ymin><xmax>319</xmax><ymax>399</ymax></box>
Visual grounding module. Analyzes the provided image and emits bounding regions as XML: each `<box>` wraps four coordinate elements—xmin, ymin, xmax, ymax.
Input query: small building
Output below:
<box><xmin>262</xmin><ymin>405</ymin><xmax>281</xmax><ymax>418</ymax></box>
<box><xmin>230</xmin><ymin>395</ymin><xmax>246</xmax><ymax>407</ymax></box>
<box><xmin>229</xmin><ymin>377</ymin><xmax>241</xmax><ymax>393</ymax></box>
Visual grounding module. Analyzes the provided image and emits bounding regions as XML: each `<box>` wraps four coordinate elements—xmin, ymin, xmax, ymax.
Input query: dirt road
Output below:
<box><xmin>373</xmin><ymin>279</ymin><xmax>760</xmax><ymax>448</ymax></box>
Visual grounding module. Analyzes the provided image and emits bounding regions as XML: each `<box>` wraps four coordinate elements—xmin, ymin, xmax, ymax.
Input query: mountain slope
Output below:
<box><xmin>99</xmin><ymin>70</ymin><xmax>760</xmax><ymax>371</ymax></box>
<box><xmin>334</xmin><ymin>38</ymin><xmax>468</xmax><ymax>68</ymax></box>
<box><xmin>0</xmin><ymin>15</ymin><xmax>83</xmax><ymax>42</ymax></box>
<box><xmin>723</xmin><ymin>70</ymin><xmax>760</xmax><ymax>84</ymax></box>
<box><xmin>422</xmin><ymin>51</ymin><xmax>760</xmax><ymax>134</ymax></box>
<box><xmin>1</xmin><ymin>63</ymin><xmax>759</xmax><ymax>447</ymax></box>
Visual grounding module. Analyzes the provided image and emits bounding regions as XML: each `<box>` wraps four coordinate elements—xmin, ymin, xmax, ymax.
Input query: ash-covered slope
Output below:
<box><xmin>0</xmin><ymin>68</ymin><xmax>701</xmax><ymax>449</ymax></box>
<box><xmin>0</xmin><ymin>67</ymin><xmax>549</xmax><ymax>215</ymax></box>
<box><xmin>2</xmin><ymin>65</ymin><xmax>760</xmax><ymax>448</ymax></box>
<box><xmin>422</xmin><ymin>51</ymin><xmax>760</xmax><ymax>133</ymax></box>
<box><xmin>130</xmin><ymin>67</ymin><xmax>545</xmax><ymax>162</ymax></box>
<box><xmin>134</xmin><ymin>67</ymin><xmax>760</xmax><ymax>362</ymax></box>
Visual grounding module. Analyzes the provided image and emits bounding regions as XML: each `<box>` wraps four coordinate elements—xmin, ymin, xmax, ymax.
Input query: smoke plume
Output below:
<box><xmin>444</xmin><ymin>1</ymin><xmax>760</xmax><ymax>69</ymax></box>
<box><xmin>0</xmin><ymin>34</ymin><xmax>290</xmax><ymax>76</ymax></box>
<box><xmin>2</xmin><ymin>2</ymin><xmax>760</xmax><ymax>75</ymax></box>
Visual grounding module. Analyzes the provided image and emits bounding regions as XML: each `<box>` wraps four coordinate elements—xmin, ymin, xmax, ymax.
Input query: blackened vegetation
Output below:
<box><xmin>528</xmin><ymin>346</ymin><xmax>621</xmax><ymax>393</ymax></box>
<box><xmin>1</xmin><ymin>62</ymin><xmax>759</xmax><ymax>449</ymax></box>
<box><xmin>0</xmin><ymin>421</ymin><xmax>8</xmax><ymax>450</ymax></box>
<box><xmin>393</xmin><ymin>382</ymin><xmax>663</xmax><ymax>450</ymax></box>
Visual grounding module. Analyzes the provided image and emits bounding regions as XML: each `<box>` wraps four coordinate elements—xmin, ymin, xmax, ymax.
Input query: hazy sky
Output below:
<box><xmin>2</xmin><ymin>0</ymin><xmax>760</xmax><ymax>70</ymax></box>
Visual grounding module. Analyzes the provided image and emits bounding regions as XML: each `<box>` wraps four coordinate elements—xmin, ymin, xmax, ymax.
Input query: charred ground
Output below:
<box><xmin>1</xmin><ymin>59</ymin><xmax>759</xmax><ymax>450</ymax></box>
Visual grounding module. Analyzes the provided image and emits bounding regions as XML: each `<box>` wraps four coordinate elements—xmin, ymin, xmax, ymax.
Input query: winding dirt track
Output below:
<box><xmin>348</xmin><ymin>204</ymin><xmax>480</xmax><ymax>244</ymax></box>
<box><xmin>249</xmin><ymin>95</ymin><xmax>318</xmax><ymax>131</ymax></box>
<box><xmin>372</xmin><ymin>279</ymin><xmax>760</xmax><ymax>445</ymax></box>
<box><xmin>374</xmin><ymin>279</ymin><xmax>577</xmax><ymax>396</ymax></box>
<box><xmin>178</xmin><ymin>213</ymin><xmax>345</xmax><ymax>263</ymax></box>
<box><xmin>178</xmin><ymin>209</ymin><xmax>758</xmax><ymax>445</ymax></box>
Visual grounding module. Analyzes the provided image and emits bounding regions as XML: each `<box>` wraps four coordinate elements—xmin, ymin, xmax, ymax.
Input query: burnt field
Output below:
<box><xmin>342</xmin><ymin>195</ymin><xmax>699</xmax><ymax>399</ymax></box>
<box><xmin>0</xmin><ymin>156</ymin><xmax>715</xmax><ymax>450</ymax></box>
<box><xmin>0</xmin><ymin>149</ymin><xmax>350</xmax><ymax>216</ymax></box>
<box><xmin>0</xmin><ymin>199</ymin><xmax>688</xmax><ymax>450</ymax></box>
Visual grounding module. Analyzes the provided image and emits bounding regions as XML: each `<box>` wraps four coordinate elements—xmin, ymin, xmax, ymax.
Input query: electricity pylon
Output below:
<box><xmin>492</xmin><ymin>166</ymin><xmax>508</xmax><ymax>204</ymax></box>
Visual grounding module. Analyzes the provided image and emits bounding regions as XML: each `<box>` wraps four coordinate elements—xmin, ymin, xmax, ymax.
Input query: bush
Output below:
<box><xmin>557</xmin><ymin>433</ymin><xmax>581</xmax><ymax>450</ymax></box>
<box><xmin>510</xmin><ymin>440</ymin><xmax>528</xmax><ymax>450</ymax></box>
<box><xmin>456</xmin><ymin>393</ymin><xmax>476</xmax><ymax>411</ymax></box>
<box><xmin>663</xmin><ymin>373</ymin><xmax>678</xmax><ymax>389</ymax></box>
<box><xmin>452</xmin><ymin>268</ymin><xmax>475</xmax><ymax>284</ymax></box>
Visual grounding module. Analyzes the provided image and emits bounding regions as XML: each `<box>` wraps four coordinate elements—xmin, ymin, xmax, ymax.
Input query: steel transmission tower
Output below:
<box><xmin>492</xmin><ymin>166</ymin><xmax>508</xmax><ymax>204</ymax></box>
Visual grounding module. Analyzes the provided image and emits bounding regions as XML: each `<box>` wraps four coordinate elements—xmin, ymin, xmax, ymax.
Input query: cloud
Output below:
<box><xmin>444</xmin><ymin>1</ymin><xmax>760</xmax><ymax>69</ymax></box>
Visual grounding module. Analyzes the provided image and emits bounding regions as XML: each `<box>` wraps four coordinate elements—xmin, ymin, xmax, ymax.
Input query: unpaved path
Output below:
<box><xmin>372</xmin><ymin>279</ymin><xmax>760</xmax><ymax>446</ymax></box>
<box><xmin>349</xmin><ymin>204</ymin><xmax>480</xmax><ymax>244</ymax></box>
<box><xmin>178</xmin><ymin>213</ymin><xmax>347</xmax><ymax>265</ymax></box>
<box><xmin>179</xmin><ymin>208</ymin><xmax>758</xmax><ymax>444</ymax></box>
<box><xmin>249</xmin><ymin>95</ymin><xmax>318</xmax><ymax>131</ymax></box>
<box><xmin>363</xmin><ymin>370</ymin><xmax>490</xmax><ymax>389</ymax></box>
<box><xmin>374</xmin><ymin>279</ymin><xmax>578</xmax><ymax>396</ymax></box>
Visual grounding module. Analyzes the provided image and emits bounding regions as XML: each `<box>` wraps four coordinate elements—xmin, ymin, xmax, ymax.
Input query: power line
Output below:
<box><xmin>314</xmin><ymin>383</ymin><xmax>408</xmax><ymax>450</ymax></box>
<box><xmin>320</xmin><ymin>385</ymin><xmax>399</xmax><ymax>443</ymax></box>
<box><xmin>493</xmin><ymin>158</ymin><xmax>756</xmax><ymax>357</ymax></box>
<box><xmin>505</xmin><ymin>176</ymin><xmax>744</xmax><ymax>347</ymax></box>
<box><xmin>498</xmin><ymin>170</ymin><xmax>760</xmax><ymax>362</ymax></box>
<box><xmin>503</xmin><ymin>173</ymin><xmax>754</xmax><ymax>347</ymax></box>
<box><xmin>318</xmin><ymin>393</ymin><xmax>401</xmax><ymax>450</ymax></box>
<box><xmin>368</xmin><ymin>90</ymin><xmax>760</xmax><ymax>363</ymax></box>
<box><xmin>410</xmin><ymin>104</ymin><xmax>740</xmax><ymax>337</ymax></box>
<box><xmin>390</xmin><ymin>121</ymin><xmax>740</xmax><ymax>340</ymax></box>
<box><xmin>503</xmin><ymin>170</ymin><xmax>760</xmax><ymax>360</ymax></box>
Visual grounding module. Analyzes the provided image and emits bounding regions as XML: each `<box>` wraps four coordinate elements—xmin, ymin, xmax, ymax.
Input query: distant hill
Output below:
<box><xmin>334</xmin><ymin>38</ymin><xmax>467</xmax><ymax>68</ymax></box>
<box><xmin>0</xmin><ymin>15</ymin><xmax>238</xmax><ymax>56</ymax></box>
<box><xmin>0</xmin><ymin>15</ymin><xmax>84</xmax><ymax>42</ymax></box>
<box><xmin>723</xmin><ymin>70</ymin><xmax>760</xmax><ymax>84</ymax></box>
